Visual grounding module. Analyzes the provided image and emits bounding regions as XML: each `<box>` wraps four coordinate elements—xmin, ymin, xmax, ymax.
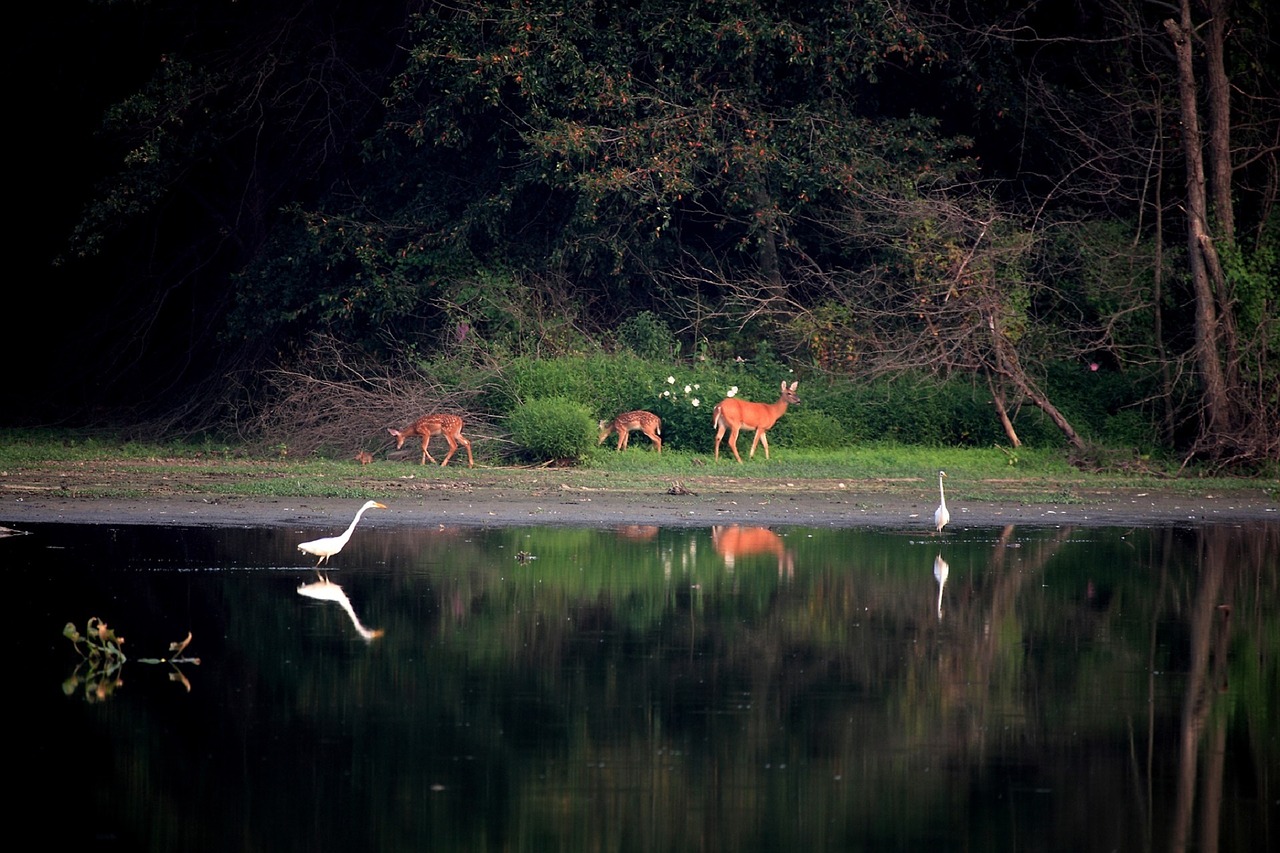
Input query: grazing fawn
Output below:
<box><xmin>712</xmin><ymin>380</ymin><xmax>799</xmax><ymax>462</ymax></box>
<box><xmin>354</xmin><ymin>450</ymin><xmax>374</xmax><ymax>465</ymax></box>
<box><xmin>388</xmin><ymin>413</ymin><xmax>474</xmax><ymax>467</ymax></box>
<box><xmin>598</xmin><ymin>410</ymin><xmax>663</xmax><ymax>453</ymax></box>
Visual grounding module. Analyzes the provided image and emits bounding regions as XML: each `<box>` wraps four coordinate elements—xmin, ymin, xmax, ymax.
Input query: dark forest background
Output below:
<box><xmin>8</xmin><ymin>0</ymin><xmax>1278</xmax><ymax>468</ymax></box>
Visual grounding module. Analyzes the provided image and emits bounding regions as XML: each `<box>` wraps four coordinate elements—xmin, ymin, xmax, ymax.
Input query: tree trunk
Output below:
<box><xmin>988</xmin><ymin>314</ymin><xmax>1085</xmax><ymax>450</ymax></box>
<box><xmin>1012</xmin><ymin>373</ymin><xmax>1084</xmax><ymax>450</ymax></box>
<box><xmin>987</xmin><ymin>374</ymin><xmax>1022</xmax><ymax>448</ymax></box>
<box><xmin>1151</xmin><ymin>103</ymin><xmax>1177</xmax><ymax>444</ymax></box>
<box><xmin>1203</xmin><ymin>0</ymin><xmax>1235</xmax><ymax>245</ymax></box>
<box><xmin>1164</xmin><ymin>7</ymin><xmax>1234</xmax><ymax>440</ymax></box>
<box><xmin>1202</xmin><ymin>0</ymin><xmax>1241</xmax><ymax>388</ymax></box>
<box><xmin>754</xmin><ymin>187</ymin><xmax>784</xmax><ymax>298</ymax></box>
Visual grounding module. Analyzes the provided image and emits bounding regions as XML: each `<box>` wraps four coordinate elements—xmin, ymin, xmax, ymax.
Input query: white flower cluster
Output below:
<box><xmin>661</xmin><ymin>375</ymin><xmax>702</xmax><ymax>407</ymax></box>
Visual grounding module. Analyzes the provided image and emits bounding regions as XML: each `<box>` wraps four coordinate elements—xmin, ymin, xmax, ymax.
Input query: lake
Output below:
<box><xmin>9</xmin><ymin>518</ymin><xmax>1278</xmax><ymax>852</ymax></box>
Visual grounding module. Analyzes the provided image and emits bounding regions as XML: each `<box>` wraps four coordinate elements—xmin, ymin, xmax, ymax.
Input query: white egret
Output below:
<box><xmin>297</xmin><ymin>500</ymin><xmax>386</xmax><ymax>566</ymax></box>
<box><xmin>934</xmin><ymin>471</ymin><xmax>950</xmax><ymax>533</ymax></box>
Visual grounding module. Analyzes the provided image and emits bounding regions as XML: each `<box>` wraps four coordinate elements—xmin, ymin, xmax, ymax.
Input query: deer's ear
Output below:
<box><xmin>387</xmin><ymin>428</ymin><xmax>397</xmax><ymax>436</ymax></box>
<box><xmin>789</xmin><ymin>381</ymin><xmax>798</xmax><ymax>391</ymax></box>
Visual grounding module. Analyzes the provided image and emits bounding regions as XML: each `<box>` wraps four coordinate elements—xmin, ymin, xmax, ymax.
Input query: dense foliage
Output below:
<box><xmin>16</xmin><ymin>0</ymin><xmax>1279</xmax><ymax>468</ymax></box>
<box><xmin>506</xmin><ymin>396</ymin><xmax>597</xmax><ymax>462</ymax></box>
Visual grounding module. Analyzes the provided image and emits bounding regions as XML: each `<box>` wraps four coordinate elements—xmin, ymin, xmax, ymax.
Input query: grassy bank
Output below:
<box><xmin>1</xmin><ymin>430</ymin><xmax>1274</xmax><ymax>505</ymax></box>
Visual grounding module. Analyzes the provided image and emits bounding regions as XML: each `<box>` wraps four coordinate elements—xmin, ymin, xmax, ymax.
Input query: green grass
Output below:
<box><xmin>586</xmin><ymin>441</ymin><xmax>1277</xmax><ymax>507</ymax></box>
<box><xmin>1</xmin><ymin>429</ymin><xmax>1275</xmax><ymax>504</ymax></box>
<box><xmin>0</xmin><ymin>430</ymin><xmax>223</xmax><ymax>464</ymax></box>
<box><xmin>589</xmin><ymin>441</ymin><xmax>1196</xmax><ymax>481</ymax></box>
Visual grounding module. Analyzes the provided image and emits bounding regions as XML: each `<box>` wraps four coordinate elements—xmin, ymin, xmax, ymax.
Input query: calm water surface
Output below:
<box><xmin>9</xmin><ymin>517</ymin><xmax>1278</xmax><ymax>852</ymax></box>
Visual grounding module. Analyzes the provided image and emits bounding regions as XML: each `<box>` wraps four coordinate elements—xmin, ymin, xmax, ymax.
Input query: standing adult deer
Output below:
<box><xmin>598</xmin><ymin>410</ymin><xmax>663</xmax><ymax>453</ymax></box>
<box><xmin>712</xmin><ymin>380</ymin><xmax>799</xmax><ymax>462</ymax></box>
<box><xmin>388</xmin><ymin>414</ymin><xmax>474</xmax><ymax>467</ymax></box>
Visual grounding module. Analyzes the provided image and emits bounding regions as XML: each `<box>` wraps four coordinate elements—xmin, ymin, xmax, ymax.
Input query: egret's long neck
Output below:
<box><xmin>938</xmin><ymin>476</ymin><xmax>946</xmax><ymax>504</ymax></box>
<box><xmin>344</xmin><ymin>507</ymin><xmax>369</xmax><ymax>537</ymax></box>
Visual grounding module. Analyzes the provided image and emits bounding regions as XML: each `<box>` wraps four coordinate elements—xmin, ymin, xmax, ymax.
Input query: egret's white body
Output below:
<box><xmin>297</xmin><ymin>500</ymin><xmax>386</xmax><ymax>566</ymax></box>
<box><xmin>934</xmin><ymin>471</ymin><xmax>950</xmax><ymax>533</ymax></box>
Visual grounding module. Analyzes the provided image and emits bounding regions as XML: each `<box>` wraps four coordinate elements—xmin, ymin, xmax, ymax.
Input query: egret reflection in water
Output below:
<box><xmin>933</xmin><ymin>553</ymin><xmax>949</xmax><ymax>619</ymax></box>
<box><xmin>297</xmin><ymin>575</ymin><xmax>385</xmax><ymax>640</ymax></box>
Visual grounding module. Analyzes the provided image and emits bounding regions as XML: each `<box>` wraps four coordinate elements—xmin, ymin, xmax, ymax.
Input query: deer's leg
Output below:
<box><xmin>757</xmin><ymin>431</ymin><xmax>770</xmax><ymax>459</ymax></box>
<box><xmin>729</xmin><ymin>426</ymin><xmax>744</xmax><ymax>463</ymax></box>
<box><xmin>457</xmin><ymin>433</ymin><xmax>474</xmax><ymax>467</ymax></box>
<box><xmin>647</xmin><ymin>429</ymin><xmax>661</xmax><ymax>453</ymax></box>
<box><xmin>421</xmin><ymin>436</ymin><xmax>439</xmax><ymax>465</ymax></box>
<box><xmin>440</xmin><ymin>434</ymin><xmax>458</xmax><ymax>466</ymax></box>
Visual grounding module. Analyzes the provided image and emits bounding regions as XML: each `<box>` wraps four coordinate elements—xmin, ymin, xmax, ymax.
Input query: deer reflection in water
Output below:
<box><xmin>615</xmin><ymin>525</ymin><xmax>659</xmax><ymax>542</ymax></box>
<box><xmin>712</xmin><ymin>525</ymin><xmax>794</xmax><ymax>579</ymax></box>
<box><xmin>297</xmin><ymin>575</ymin><xmax>385</xmax><ymax>641</ymax></box>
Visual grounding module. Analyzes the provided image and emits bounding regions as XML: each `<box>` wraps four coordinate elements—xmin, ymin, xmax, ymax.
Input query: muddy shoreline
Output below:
<box><xmin>2</xmin><ymin>481</ymin><xmax>1275</xmax><ymax>531</ymax></box>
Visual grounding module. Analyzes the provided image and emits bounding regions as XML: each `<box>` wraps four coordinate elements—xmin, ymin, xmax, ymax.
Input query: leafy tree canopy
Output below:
<box><xmin>229</xmin><ymin>0</ymin><xmax>976</xmax><ymax>350</ymax></box>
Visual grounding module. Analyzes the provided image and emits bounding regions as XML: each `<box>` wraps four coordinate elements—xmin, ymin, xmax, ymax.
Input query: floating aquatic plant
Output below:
<box><xmin>62</xmin><ymin>618</ymin><xmax>200</xmax><ymax>701</ymax></box>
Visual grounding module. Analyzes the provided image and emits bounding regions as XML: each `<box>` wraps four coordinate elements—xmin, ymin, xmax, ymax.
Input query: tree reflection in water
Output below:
<box><xmin>9</xmin><ymin>519</ymin><xmax>1276</xmax><ymax>852</ymax></box>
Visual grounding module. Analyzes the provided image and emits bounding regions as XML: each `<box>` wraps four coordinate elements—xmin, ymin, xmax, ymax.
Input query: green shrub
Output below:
<box><xmin>1041</xmin><ymin>360</ymin><xmax>1162</xmax><ymax>443</ymax></box>
<box><xmin>483</xmin><ymin>353</ymin><xmax>659</xmax><ymax>419</ymax></box>
<box><xmin>507</xmin><ymin>397</ymin><xmax>596</xmax><ymax>461</ymax></box>
<box><xmin>806</xmin><ymin>373</ymin><xmax>1068</xmax><ymax>448</ymax></box>
<box><xmin>770</xmin><ymin>408</ymin><xmax>849</xmax><ymax>449</ymax></box>
<box><xmin>1101</xmin><ymin>409</ymin><xmax>1159</xmax><ymax>454</ymax></box>
<box><xmin>481</xmin><ymin>355</ymin><xmax>756</xmax><ymax>453</ymax></box>
<box><xmin>616</xmin><ymin>311</ymin><xmax>679</xmax><ymax>360</ymax></box>
<box><xmin>476</xmin><ymin>354</ymin><xmax>1153</xmax><ymax>456</ymax></box>
<box><xmin>649</xmin><ymin>370</ymin><xmax>788</xmax><ymax>453</ymax></box>
<box><xmin>649</xmin><ymin>374</ymin><xmax>715</xmax><ymax>453</ymax></box>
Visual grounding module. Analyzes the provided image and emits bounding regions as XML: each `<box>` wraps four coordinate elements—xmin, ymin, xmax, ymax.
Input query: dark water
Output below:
<box><xmin>8</xmin><ymin>517</ymin><xmax>1278</xmax><ymax>852</ymax></box>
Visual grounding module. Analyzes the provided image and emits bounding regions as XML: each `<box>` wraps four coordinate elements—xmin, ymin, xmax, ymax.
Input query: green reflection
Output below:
<box><xmin>20</xmin><ymin>521</ymin><xmax>1279</xmax><ymax>852</ymax></box>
